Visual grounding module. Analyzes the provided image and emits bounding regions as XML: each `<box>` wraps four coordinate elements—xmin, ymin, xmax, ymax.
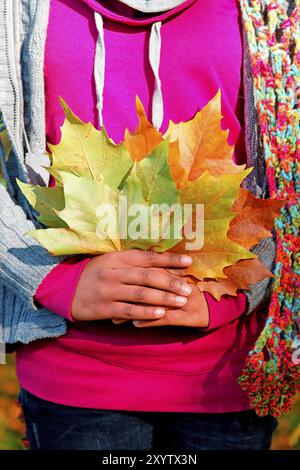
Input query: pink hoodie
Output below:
<box><xmin>16</xmin><ymin>0</ymin><xmax>267</xmax><ymax>412</ymax></box>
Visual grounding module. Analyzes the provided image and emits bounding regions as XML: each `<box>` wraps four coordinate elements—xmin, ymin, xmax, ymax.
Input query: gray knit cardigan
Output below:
<box><xmin>0</xmin><ymin>0</ymin><xmax>277</xmax><ymax>345</ymax></box>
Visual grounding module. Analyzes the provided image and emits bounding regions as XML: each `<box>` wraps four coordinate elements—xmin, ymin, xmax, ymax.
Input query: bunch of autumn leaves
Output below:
<box><xmin>17</xmin><ymin>90</ymin><xmax>283</xmax><ymax>300</ymax></box>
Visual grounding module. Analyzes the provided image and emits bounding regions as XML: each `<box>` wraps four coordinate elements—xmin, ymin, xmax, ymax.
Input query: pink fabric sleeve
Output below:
<box><xmin>34</xmin><ymin>257</ymin><xmax>92</xmax><ymax>321</ymax></box>
<box><xmin>202</xmin><ymin>291</ymin><xmax>247</xmax><ymax>331</ymax></box>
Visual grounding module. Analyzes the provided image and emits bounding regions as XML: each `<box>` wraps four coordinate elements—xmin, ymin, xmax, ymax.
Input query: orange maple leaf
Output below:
<box><xmin>124</xmin><ymin>96</ymin><xmax>163</xmax><ymax>162</ymax></box>
<box><xmin>163</xmin><ymin>89</ymin><xmax>246</xmax><ymax>187</ymax></box>
<box><xmin>194</xmin><ymin>190</ymin><xmax>284</xmax><ymax>298</ymax></box>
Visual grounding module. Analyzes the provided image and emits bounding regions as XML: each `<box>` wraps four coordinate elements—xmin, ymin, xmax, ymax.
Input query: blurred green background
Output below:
<box><xmin>0</xmin><ymin>354</ymin><xmax>299</xmax><ymax>450</ymax></box>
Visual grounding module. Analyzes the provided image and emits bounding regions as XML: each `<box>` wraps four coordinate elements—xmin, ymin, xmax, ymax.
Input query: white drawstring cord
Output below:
<box><xmin>94</xmin><ymin>13</ymin><xmax>164</xmax><ymax>130</ymax></box>
<box><xmin>94</xmin><ymin>12</ymin><xmax>105</xmax><ymax>128</ymax></box>
<box><xmin>149</xmin><ymin>21</ymin><xmax>163</xmax><ymax>130</ymax></box>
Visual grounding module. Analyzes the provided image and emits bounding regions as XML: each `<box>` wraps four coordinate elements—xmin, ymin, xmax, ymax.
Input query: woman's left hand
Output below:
<box><xmin>132</xmin><ymin>279</ymin><xmax>209</xmax><ymax>329</ymax></box>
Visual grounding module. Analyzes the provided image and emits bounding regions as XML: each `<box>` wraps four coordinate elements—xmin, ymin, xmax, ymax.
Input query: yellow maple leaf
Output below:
<box><xmin>171</xmin><ymin>169</ymin><xmax>256</xmax><ymax>279</ymax></box>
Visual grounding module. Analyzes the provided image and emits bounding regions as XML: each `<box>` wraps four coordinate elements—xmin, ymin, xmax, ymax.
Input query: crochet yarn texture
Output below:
<box><xmin>238</xmin><ymin>0</ymin><xmax>300</xmax><ymax>416</ymax></box>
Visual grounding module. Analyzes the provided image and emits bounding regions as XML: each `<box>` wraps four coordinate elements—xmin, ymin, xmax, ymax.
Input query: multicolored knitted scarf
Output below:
<box><xmin>0</xmin><ymin>0</ymin><xmax>298</xmax><ymax>419</ymax></box>
<box><xmin>238</xmin><ymin>0</ymin><xmax>300</xmax><ymax>416</ymax></box>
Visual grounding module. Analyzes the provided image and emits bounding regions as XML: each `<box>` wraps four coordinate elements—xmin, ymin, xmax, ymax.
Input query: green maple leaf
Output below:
<box><xmin>136</xmin><ymin>138</ymin><xmax>179</xmax><ymax>206</ymax></box>
<box><xmin>27</xmin><ymin>171</ymin><xmax>122</xmax><ymax>255</ymax></box>
<box><xmin>46</xmin><ymin>97</ymin><xmax>133</xmax><ymax>190</ymax></box>
<box><xmin>16</xmin><ymin>179</ymin><xmax>67</xmax><ymax>228</ymax></box>
<box><xmin>26</xmin><ymin>156</ymin><xmax>183</xmax><ymax>256</ymax></box>
<box><xmin>120</xmin><ymin>169</ymin><xmax>182</xmax><ymax>251</ymax></box>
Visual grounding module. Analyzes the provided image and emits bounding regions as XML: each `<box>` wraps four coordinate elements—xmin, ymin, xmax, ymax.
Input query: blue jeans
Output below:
<box><xmin>18</xmin><ymin>388</ymin><xmax>277</xmax><ymax>450</ymax></box>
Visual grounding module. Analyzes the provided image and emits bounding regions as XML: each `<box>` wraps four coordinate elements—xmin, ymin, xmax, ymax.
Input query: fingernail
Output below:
<box><xmin>181</xmin><ymin>283</ymin><xmax>192</xmax><ymax>295</ymax></box>
<box><xmin>154</xmin><ymin>308</ymin><xmax>165</xmax><ymax>316</ymax></box>
<box><xmin>176</xmin><ymin>296</ymin><xmax>187</xmax><ymax>305</ymax></box>
<box><xmin>180</xmin><ymin>255</ymin><xmax>192</xmax><ymax>264</ymax></box>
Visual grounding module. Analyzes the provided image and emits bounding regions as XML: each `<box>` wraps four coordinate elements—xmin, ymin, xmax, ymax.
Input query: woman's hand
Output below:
<box><xmin>132</xmin><ymin>281</ymin><xmax>209</xmax><ymax>329</ymax></box>
<box><xmin>71</xmin><ymin>249</ymin><xmax>193</xmax><ymax>322</ymax></box>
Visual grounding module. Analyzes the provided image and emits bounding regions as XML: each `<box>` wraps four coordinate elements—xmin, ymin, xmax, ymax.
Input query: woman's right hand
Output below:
<box><xmin>71</xmin><ymin>249</ymin><xmax>193</xmax><ymax>322</ymax></box>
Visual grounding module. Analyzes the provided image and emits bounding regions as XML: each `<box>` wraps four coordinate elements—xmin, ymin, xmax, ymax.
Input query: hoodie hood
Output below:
<box><xmin>114</xmin><ymin>0</ymin><xmax>192</xmax><ymax>13</ymax></box>
<box><xmin>81</xmin><ymin>0</ymin><xmax>197</xmax><ymax>130</ymax></box>
<box><xmin>81</xmin><ymin>0</ymin><xmax>196</xmax><ymax>25</ymax></box>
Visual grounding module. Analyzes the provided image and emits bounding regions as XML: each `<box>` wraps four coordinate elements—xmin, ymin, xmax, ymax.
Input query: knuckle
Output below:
<box><xmin>142</xmin><ymin>268</ymin><xmax>151</xmax><ymax>283</ymax></box>
<box><xmin>168</xmin><ymin>276</ymin><xmax>179</xmax><ymax>291</ymax></box>
<box><xmin>122</xmin><ymin>304</ymin><xmax>133</xmax><ymax>318</ymax></box>
<box><xmin>170</xmin><ymin>252</ymin><xmax>180</xmax><ymax>263</ymax></box>
<box><xmin>94</xmin><ymin>306</ymin><xmax>107</xmax><ymax>320</ymax></box>
<box><xmin>143</xmin><ymin>306</ymin><xmax>152</xmax><ymax>317</ymax></box>
<box><xmin>162</xmin><ymin>290</ymin><xmax>172</xmax><ymax>303</ymax></box>
<box><xmin>96</xmin><ymin>267</ymin><xmax>105</xmax><ymax>281</ymax></box>
<box><xmin>128</xmin><ymin>249</ymin><xmax>140</xmax><ymax>262</ymax></box>
<box><xmin>134</xmin><ymin>287</ymin><xmax>145</xmax><ymax>300</ymax></box>
<box><xmin>146</xmin><ymin>250</ymin><xmax>156</xmax><ymax>265</ymax></box>
<box><xmin>103</xmin><ymin>252</ymin><xmax>113</xmax><ymax>262</ymax></box>
<box><xmin>109</xmin><ymin>267</ymin><xmax>119</xmax><ymax>278</ymax></box>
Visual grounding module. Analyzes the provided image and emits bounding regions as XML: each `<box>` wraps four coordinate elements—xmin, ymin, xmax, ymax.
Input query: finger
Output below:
<box><xmin>123</xmin><ymin>250</ymin><xmax>193</xmax><ymax>268</ymax></box>
<box><xmin>133</xmin><ymin>308</ymin><xmax>205</xmax><ymax>328</ymax></box>
<box><xmin>133</xmin><ymin>309</ymin><xmax>191</xmax><ymax>328</ymax></box>
<box><xmin>133</xmin><ymin>314</ymin><xmax>172</xmax><ymax>328</ymax></box>
<box><xmin>110</xmin><ymin>302</ymin><xmax>166</xmax><ymax>321</ymax></box>
<box><xmin>114</xmin><ymin>284</ymin><xmax>189</xmax><ymax>308</ymax></box>
<box><xmin>164</xmin><ymin>267</ymin><xmax>187</xmax><ymax>276</ymax></box>
<box><xmin>111</xmin><ymin>318</ymin><xmax>128</xmax><ymax>324</ymax></box>
<box><xmin>117</xmin><ymin>267</ymin><xmax>193</xmax><ymax>296</ymax></box>
<box><xmin>133</xmin><ymin>319</ymin><xmax>168</xmax><ymax>328</ymax></box>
